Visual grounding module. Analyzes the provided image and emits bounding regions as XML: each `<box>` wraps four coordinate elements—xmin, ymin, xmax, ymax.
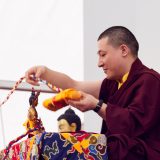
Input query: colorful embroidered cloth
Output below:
<box><xmin>0</xmin><ymin>132</ymin><xmax>108</xmax><ymax>160</ymax></box>
<box><xmin>40</xmin><ymin>132</ymin><xmax>108</xmax><ymax>160</ymax></box>
<box><xmin>0</xmin><ymin>133</ymin><xmax>42</xmax><ymax>160</ymax></box>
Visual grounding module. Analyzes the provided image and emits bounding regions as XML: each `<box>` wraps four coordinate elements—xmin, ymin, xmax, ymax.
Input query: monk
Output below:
<box><xmin>25</xmin><ymin>26</ymin><xmax>160</xmax><ymax>160</ymax></box>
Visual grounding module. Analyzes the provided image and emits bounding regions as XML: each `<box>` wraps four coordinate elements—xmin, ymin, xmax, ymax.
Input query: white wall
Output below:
<box><xmin>0</xmin><ymin>0</ymin><xmax>83</xmax><ymax>150</ymax></box>
<box><xmin>0</xmin><ymin>0</ymin><xmax>160</xmax><ymax>151</ymax></box>
<box><xmin>83</xmin><ymin>0</ymin><xmax>160</xmax><ymax>133</ymax></box>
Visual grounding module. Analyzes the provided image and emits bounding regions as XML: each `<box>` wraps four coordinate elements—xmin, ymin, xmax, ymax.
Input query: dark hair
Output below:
<box><xmin>29</xmin><ymin>91</ymin><xmax>36</xmax><ymax>106</ymax></box>
<box><xmin>98</xmin><ymin>26</ymin><xmax>139</xmax><ymax>56</ymax></box>
<box><xmin>57</xmin><ymin>108</ymin><xmax>81</xmax><ymax>131</ymax></box>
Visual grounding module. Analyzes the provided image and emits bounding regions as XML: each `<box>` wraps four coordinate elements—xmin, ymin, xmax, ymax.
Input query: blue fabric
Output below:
<box><xmin>39</xmin><ymin>132</ymin><xmax>108</xmax><ymax>160</ymax></box>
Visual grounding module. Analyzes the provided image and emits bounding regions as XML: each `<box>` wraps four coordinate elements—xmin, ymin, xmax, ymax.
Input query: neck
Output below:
<box><xmin>119</xmin><ymin>57</ymin><xmax>137</xmax><ymax>81</ymax></box>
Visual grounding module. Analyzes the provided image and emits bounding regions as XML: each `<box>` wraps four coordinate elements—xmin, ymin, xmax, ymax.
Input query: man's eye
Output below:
<box><xmin>101</xmin><ymin>54</ymin><xmax>106</xmax><ymax>57</ymax></box>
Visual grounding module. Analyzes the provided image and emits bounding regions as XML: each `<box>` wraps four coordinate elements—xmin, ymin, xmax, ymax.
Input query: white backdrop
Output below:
<box><xmin>0</xmin><ymin>0</ymin><xmax>160</xmax><ymax>151</ymax></box>
<box><xmin>0</xmin><ymin>0</ymin><xmax>83</xmax><ymax>150</ymax></box>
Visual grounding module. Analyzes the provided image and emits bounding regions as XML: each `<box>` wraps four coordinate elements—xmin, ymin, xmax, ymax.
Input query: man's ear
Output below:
<box><xmin>70</xmin><ymin>123</ymin><xmax>77</xmax><ymax>132</ymax></box>
<box><xmin>120</xmin><ymin>44</ymin><xmax>129</xmax><ymax>57</ymax></box>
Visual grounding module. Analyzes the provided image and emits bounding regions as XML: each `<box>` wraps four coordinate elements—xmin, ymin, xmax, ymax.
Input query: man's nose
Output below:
<box><xmin>98</xmin><ymin>59</ymin><xmax>103</xmax><ymax>67</ymax></box>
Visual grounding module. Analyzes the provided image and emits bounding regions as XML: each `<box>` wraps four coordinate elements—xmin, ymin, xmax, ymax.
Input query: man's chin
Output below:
<box><xmin>106</xmin><ymin>74</ymin><xmax>115</xmax><ymax>80</ymax></box>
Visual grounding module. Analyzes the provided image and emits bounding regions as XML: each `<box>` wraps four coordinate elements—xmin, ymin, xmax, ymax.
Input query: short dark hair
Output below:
<box><xmin>98</xmin><ymin>26</ymin><xmax>139</xmax><ymax>56</ymax></box>
<box><xmin>57</xmin><ymin>108</ymin><xmax>81</xmax><ymax>131</ymax></box>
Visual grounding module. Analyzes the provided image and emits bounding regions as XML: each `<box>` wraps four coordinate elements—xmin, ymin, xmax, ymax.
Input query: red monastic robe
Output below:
<box><xmin>100</xmin><ymin>58</ymin><xmax>160</xmax><ymax>160</ymax></box>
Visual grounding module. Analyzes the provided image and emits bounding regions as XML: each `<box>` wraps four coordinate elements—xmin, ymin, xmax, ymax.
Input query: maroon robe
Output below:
<box><xmin>100</xmin><ymin>58</ymin><xmax>160</xmax><ymax>160</ymax></box>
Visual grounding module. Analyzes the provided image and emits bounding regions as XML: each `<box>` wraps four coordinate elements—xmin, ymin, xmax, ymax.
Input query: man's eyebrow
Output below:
<box><xmin>97</xmin><ymin>50</ymin><xmax>107</xmax><ymax>54</ymax></box>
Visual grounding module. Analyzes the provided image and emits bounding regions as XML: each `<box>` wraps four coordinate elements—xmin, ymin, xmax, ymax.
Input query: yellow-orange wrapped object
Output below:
<box><xmin>43</xmin><ymin>88</ymin><xmax>82</xmax><ymax>111</ymax></box>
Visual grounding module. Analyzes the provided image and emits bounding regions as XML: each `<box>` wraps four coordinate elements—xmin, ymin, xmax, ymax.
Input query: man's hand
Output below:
<box><xmin>25</xmin><ymin>65</ymin><xmax>46</xmax><ymax>85</ymax></box>
<box><xmin>66</xmin><ymin>91</ymin><xmax>99</xmax><ymax>112</ymax></box>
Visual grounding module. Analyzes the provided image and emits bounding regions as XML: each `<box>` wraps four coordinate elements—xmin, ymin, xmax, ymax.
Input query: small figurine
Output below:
<box><xmin>57</xmin><ymin>108</ymin><xmax>82</xmax><ymax>132</ymax></box>
<box><xmin>23</xmin><ymin>90</ymin><xmax>45</xmax><ymax>137</ymax></box>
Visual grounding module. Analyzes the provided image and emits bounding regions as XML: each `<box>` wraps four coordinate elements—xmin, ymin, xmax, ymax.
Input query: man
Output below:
<box><xmin>57</xmin><ymin>108</ymin><xmax>81</xmax><ymax>132</ymax></box>
<box><xmin>25</xmin><ymin>26</ymin><xmax>160</xmax><ymax>160</ymax></box>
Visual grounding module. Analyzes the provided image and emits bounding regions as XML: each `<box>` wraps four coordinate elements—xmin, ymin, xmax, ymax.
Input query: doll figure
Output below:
<box><xmin>57</xmin><ymin>108</ymin><xmax>82</xmax><ymax>132</ymax></box>
<box><xmin>23</xmin><ymin>90</ymin><xmax>45</xmax><ymax>137</ymax></box>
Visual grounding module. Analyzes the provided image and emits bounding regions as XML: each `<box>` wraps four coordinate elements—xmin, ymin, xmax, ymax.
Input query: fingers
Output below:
<box><xmin>25</xmin><ymin>66</ymin><xmax>42</xmax><ymax>86</ymax></box>
<box><xmin>66</xmin><ymin>99</ymin><xmax>74</xmax><ymax>106</ymax></box>
<box><xmin>66</xmin><ymin>93</ymin><xmax>97</xmax><ymax>112</ymax></box>
<box><xmin>66</xmin><ymin>92</ymin><xmax>85</xmax><ymax>108</ymax></box>
<box><xmin>67</xmin><ymin>100</ymin><xmax>84</xmax><ymax>111</ymax></box>
<box><xmin>25</xmin><ymin>76</ymin><xmax>40</xmax><ymax>86</ymax></box>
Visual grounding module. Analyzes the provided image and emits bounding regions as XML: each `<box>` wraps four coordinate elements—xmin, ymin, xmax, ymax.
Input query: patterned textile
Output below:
<box><xmin>40</xmin><ymin>132</ymin><xmax>108</xmax><ymax>160</ymax></box>
<box><xmin>0</xmin><ymin>132</ymin><xmax>108</xmax><ymax>160</ymax></box>
<box><xmin>0</xmin><ymin>134</ymin><xmax>41</xmax><ymax>160</ymax></box>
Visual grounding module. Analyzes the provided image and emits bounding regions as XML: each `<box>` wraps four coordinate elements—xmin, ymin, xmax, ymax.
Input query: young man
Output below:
<box><xmin>25</xmin><ymin>26</ymin><xmax>160</xmax><ymax>160</ymax></box>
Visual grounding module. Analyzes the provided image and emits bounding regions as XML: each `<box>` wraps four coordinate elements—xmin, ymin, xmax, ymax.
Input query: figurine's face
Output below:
<box><xmin>28</xmin><ymin>107</ymin><xmax>37</xmax><ymax>120</ymax></box>
<box><xmin>58</xmin><ymin>119</ymin><xmax>76</xmax><ymax>132</ymax></box>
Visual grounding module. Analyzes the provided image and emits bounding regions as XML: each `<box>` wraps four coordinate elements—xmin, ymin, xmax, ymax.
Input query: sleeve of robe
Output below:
<box><xmin>105</xmin><ymin>73</ymin><xmax>160</xmax><ymax>160</ymax></box>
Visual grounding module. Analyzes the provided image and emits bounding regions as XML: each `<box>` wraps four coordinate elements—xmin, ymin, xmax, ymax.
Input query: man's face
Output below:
<box><xmin>97</xmin><ymin>37</ymin><xmax>125</xmax><ymax>81</ymax></box>
<box><xmin>58</xmin><ymin>119</ymin><xmax>76</xmax><ymax>132</ymax></box>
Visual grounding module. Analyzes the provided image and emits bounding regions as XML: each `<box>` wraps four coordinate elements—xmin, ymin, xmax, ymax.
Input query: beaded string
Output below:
<box><xmin>0</xmin><ymin>77</ymin><xmax>25</xmax><ymax>108</ymax></box>
<box><xmin>0</xmin><ymin>77</ymin><xmax>62</xmax><ymax>108</ymax></box>
<box><xmin>40</xmin><ymin>79</ymin><xmax>63</xmax><ymax>92</ymax></box>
